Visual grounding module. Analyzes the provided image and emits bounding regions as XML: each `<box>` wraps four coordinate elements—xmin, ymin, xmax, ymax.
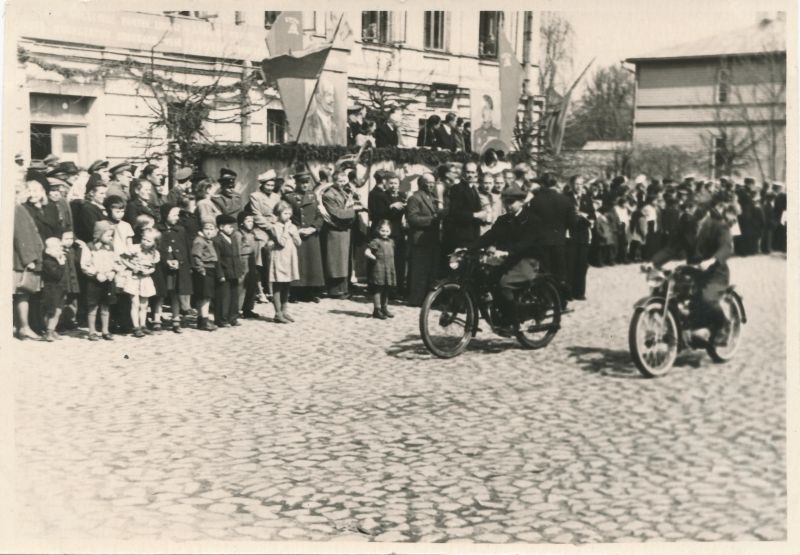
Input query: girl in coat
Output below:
<box><xmin>268</xmin><ymin>201</ymin><xmax>302</xmax><ymax>323</ymax></box>
<box><xmin>119</xmin><ymin>225</ymin><xmax>160</xmax><ymax>338</ymax></box>
<box><xmin>58</xmin><ymin>230</ymin><xmax>81</xmax><ymax>331</ymax></box>
<box><xmin>364</xmin><ymin>220</ymin><xmax>397</xmax><ymax>319</ymax></box>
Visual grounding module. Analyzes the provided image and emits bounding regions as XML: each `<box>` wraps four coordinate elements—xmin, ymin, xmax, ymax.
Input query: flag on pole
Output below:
<box><xmin>498</xmin><ymin>29</ymin><xmax>525</xmax><ymax>152</ymax></box>
<box><xmin>542</xmin><ymin>58</ymin><xmax>595</xmax><ymax>155</ymax></box>
<box><xmin>261</xmin><ymin>44</ymin><xmax>332</xmax><ymax>81</ymax></box>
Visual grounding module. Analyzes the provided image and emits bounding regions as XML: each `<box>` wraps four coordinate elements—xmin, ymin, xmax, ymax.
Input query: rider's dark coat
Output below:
<box><xmin>473</xmin><ymin>206</ymin><xmax>540</xmax><ymax>287</ymax></box>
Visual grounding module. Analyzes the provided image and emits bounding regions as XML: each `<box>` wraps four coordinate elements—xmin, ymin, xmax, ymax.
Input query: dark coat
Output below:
<box><xmin>321</xmin><ymin>186</ymin><xmax>355</xmax><ymax>279</ymax></box>
<box><xmin>72</xmin><ymin>200</ymin><xmax>108</xmax><ymax>244</ymax></box>
<box><xmin>434</xmin><ymin>125</ymin><xmax>457</xmax><ymax>152</ymax></box>
<box><xmin>14</xmin><ymin>203</ymin><xmax>44</xmax><ymax>272</ymax></box>
<box><xmin>528</xmin><ymin>187</ymin><xmax>577</xmax><ymax>247</ymax></box>
<box><xmin>566</xmin><ymin>192</ymin><xmax>593</xmax><ymax>245</ymax></box>
<box><xmin>213</xmin><ymin>233</ymin><xmax>244</xmax><ymax>280</ymax></box>
<box><xmin>368</xmin><ymin>186</ymin><xmax>404</xmax><ymax>237</ymax></box>
<box><xmin>443</xmin><ymin>182</ymin><xmax>482</xmax><ymax>250</ymax></box>
<box><xmin>124</xmin><ymin>197</ymin><xmax>158</xmax><ymax>227</ymax></box>
<box><xmin>285</xmin><ymin>190</ymin><xmax>325</xmax><ymax>287</ymax></box>
<box><xmin>473</xmin><ymin>207</ymin><xmax>540</xmax><ymax>267</ymax></box>
<box><xmin>406</xmin><ymin>189</ymin><xmax>440</xmax><ymax>246</ymax></box>
<box><xmin>375</xmin><ymin>122</ymin><xmax>400</xmax><ymax>148</ymax></box>
<box><xmin>25</xmin><ymin>202</ymin><xmax>63</xmax><ymax>240</ymax></box>
<box><xmin>417</xmin><ymin>126</ymin><xmax>440</xmax><ymax>148</ymax></box>
<box><xmin>159</xmin><ymin>222</ymin><xmax>194</xmax><ymax>293</ymax></box>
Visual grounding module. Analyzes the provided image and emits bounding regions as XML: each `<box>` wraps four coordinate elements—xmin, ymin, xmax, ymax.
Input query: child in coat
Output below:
<box><xmin>236</xmin><ymin>211</ymin><xmax>260</xmax><ymax>318</ymax></box>
<box><xmin>159</xmin><ymin>204</ymin><xmax>193</xmax><ymax>333</ymax></box>
<box><xmin>192</xmin><ymin>218</ymin><xmax>220</xmax><ymax>331</ymax></box>
<box><xmin>119</xmin><ymin>225</ymin><xmax>160</xmax><ymax>338</ymax></box>
<box><xmin>212</xmin><ymin>214</ymin><xmax>244</xmax><ymax>327</ymax></box>
<box><xmin>80</xmin><ymin>220</ymin><xmax>120</xmax><ymax>340</ymax></box>
<box><xmin>41</xmin><ymin>237</ymin><xmax>66</xmax><ymax>341</ymax></box>
<box><xmin>58</xmin><ymin>230</ymin><xmax>81</xmax><ymax>331</ymax></box>
<box><xmin>268</xmin><ymin>201</ymin><xmax>301</xmax><ymax>324</ymax></box>
<box><xmin>364</xmin><ymin>219</ymin><xmax>396</xmax><ymax>319</ymax></box>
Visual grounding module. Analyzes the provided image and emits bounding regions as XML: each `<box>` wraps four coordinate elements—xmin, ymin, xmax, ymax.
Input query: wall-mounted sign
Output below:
<box><xmin>427</xmin><ymin>83</ymin><xmax>458</xmax><ymax>108</ymax></box>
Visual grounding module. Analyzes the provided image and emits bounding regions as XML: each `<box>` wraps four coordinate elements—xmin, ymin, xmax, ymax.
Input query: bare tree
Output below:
<box><xmin>358</xmin><ymin>55</ymin><xmax>434</xmax><ymax>126</ymax></box>
<box><xmin>702</xmin><ymin>21</ymin><xmax>785</xmax><ymax>182</ymax></box>
<box><xmin>538</xmin><ymin>12</ymin><xmax>574</xmax><ymax>99</ymax></box>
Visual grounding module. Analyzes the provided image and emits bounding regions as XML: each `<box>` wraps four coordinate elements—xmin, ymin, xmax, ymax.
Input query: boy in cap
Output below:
<box><xmin>191</xmin><ymin>218</ymin><xmax>220</xmax><ymax>331</ymax></box>
<box><xmin>212</xmin><ymin>213</ymin><xmax>244</xmax><ymax>327</ymax></box>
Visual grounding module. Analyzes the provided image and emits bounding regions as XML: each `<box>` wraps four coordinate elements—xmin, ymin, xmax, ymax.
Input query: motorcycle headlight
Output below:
<box><xmin>449</xmin><ymin>254</ymin><xmax>462</xmax><ymax>270</ymax></box>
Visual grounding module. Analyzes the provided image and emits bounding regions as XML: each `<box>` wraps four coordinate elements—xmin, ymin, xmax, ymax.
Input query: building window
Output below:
<box><xmin>362</xmin><ymin>11</ymin><xmax>391</xmax><ymax>44</ymax></box>
<box><xmin>164</xmin><ymin>11</ymin><xmax>218</xmax><ymax>20</ymax></box>
<box><xmin>424</xmin><ymin>11</ymin><xmax>447</xmax><ymax>51</ymax></box>
<box><xmin>30</xmin><ymin>124</ymin><xmax>52</xmax><ymax>161</ymax></box>
<box><xmin>718</xmin><ymin>68</ymin><xmax>730</xmax><ymax>103</ymax></box>
<box><xmin>479</xmin><ymin>11</ymin><xmax>503</xmax><ymax>59</ymax></box>
<box><xmin>267</xmin><ymin>109</ymin><xmax>287</xmax><ymax>144</ymax></box>
<box><xmin>234</xmin><ymin>11</ymin><xmax>245</xmax><ymax>26</ymax></box>
<box><xmin>264</xmin><ymin>12</ymin><xmax>280</xmax><ymax>29</ymax></box>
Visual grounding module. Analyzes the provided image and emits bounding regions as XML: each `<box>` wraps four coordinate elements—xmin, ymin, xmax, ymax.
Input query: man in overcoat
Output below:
<box><xmin>442</xmin><ymin>162</ymin><xmax>486</xmax><ymax>255</ymax></box>
<box><xmin>285</xmin><ymin>172</ymin><xmax>325</xmax><ymax>300</ymax></box>
<box><xmin>406</xmin><ymin>173</ymin><xmax>442</xmax><ymax>307</ymax></box>
<box><xmin>526</xmin><ymin>173</ymin><xmax>576</xmax><ymax>290</ymax></box>
<box><xmin>322</xmin><ymin>170</ymin><xmax>357</xmax><ymax>297</ymax></box>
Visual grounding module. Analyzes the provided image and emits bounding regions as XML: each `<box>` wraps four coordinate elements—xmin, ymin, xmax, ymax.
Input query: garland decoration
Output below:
<box><xmin>186</xmin><ymin>143</ymin><xmax>499</xmax><ymax>166</ymax></box>
<box><xmin>17</xmin><ymin>46</ymin><xmax>265</xmax><ymax>95</ymax></box>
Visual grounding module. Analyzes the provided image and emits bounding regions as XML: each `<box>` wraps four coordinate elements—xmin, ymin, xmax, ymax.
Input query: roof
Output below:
<box><xmin>626</xmin><ymin>18</ymin><xmax>785</xmax><ymax>63</ymax></box>
<box><xmin>581</xmin><ymin>141</ymin><xmax>631</xmax><ymax>152</ymax></box>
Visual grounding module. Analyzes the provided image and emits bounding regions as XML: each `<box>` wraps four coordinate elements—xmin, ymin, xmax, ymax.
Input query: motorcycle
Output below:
<box><xmin>419</xmin><ymin>247</ymin><xmax>566</xmax><ymax>358</ymax></box>
<box><xmin>628</xmin><ymin>263</ymin><xmax>747</xmax><ymax>378</ymax></box>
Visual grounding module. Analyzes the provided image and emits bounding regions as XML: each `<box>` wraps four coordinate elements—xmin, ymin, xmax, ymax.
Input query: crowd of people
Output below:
<box><xmin>11</xmin><ymin>148</ymin><xmax>788</xmax><ymax>342</ymax></box>
<box><xmin>346</xmin><ymin>104</ymin><xmax>473</xmax><ymax>153</ymax></box>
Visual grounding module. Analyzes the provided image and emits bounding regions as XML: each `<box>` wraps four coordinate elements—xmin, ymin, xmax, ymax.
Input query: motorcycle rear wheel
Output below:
<box><xmin>706</xmin><ymin>293</ymin><xmax>744</xmax><ymax>362</ymax></box>
<box><xmin>420</xmin><ymin>283</ymin><xmax>475</xmax><ymax>358</ymax></box>
<box><xmin>629</xmin><ymin>301</ymin><xmax>679</xmax><ymax>378</ymax></box>
<box><xmin>516</xmin><ymin>280</ymin><xmax>562</xmax><ymax>350</ymax></box>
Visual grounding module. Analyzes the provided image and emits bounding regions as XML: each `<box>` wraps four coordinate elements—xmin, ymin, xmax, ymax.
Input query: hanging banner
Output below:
<box><xmin>471</xmin><ymin>90</ymin><xmax>505</xmax><ymax>155</ymax></box>
<box><xmin>298</xmin><ymin>69</ymin><xmax>348</xmax><ymax>146</ymax></box>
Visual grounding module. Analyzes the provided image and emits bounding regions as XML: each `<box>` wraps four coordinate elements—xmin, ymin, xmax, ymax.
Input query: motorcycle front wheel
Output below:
<box><xmin>516</xmin><ymin>280</ymin><xmax>562</xmax><ymax>350</ymax></box>
<box><xmin>706</xmin><ymin>293</ymin><xmax>744</xmax><ymax>362</ymax></box>
<box><xmin>629</xmin><ymin>301</ymin><xmax>679</xmax><ymax>378</ymax></box>
<box><xmin>419</xmin><ymin>282</ymin><xmax>475</xmax><ymax>358</ymax></box>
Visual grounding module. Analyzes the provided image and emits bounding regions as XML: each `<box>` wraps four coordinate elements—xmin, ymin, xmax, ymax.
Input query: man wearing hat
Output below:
<box><xmin>471</xmin><ymin>183</ymin><xmax>541</xmax><ymax>333</ymax></box>
<box><xmin>46</xmin><ymin>162</ymin><xmax>82</xmax><ymax>233</ymax></box>
<box><xmin>167</xmin><ymin>166</ymin><xmax>194</xmax><ymax>206</ymax></box>
<box><xmin>88</xmin><ymin>160</ymin><xmax>111</xmax><ymax>184</ymax></box>
<box><xmin>284</xmin><ymin>171</ymin><xmax>326</xmax><ymax>300</ymax></box>
<box><xmin>347</xmin><ymin>104</ymin><xmax>366</xmax><ymax>147</ymax></box>
<box><xmin>210</xmin><ymin>168</ymin><xmax>244</xmax><ymax>218</ymax></box>
<box><xmin>106</xmin><ymin>162</ymin><xmax>134</xmax><ymax>201</ymax></box>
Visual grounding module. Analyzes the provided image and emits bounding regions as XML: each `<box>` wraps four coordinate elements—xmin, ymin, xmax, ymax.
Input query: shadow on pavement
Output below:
<box><xmin>386</xmin><ymin>333</ymin><xmax>521</xmax><ymax>360</ymax></box>
<box><xmin>565</xmin><ymin>345</ymin><xmax>644</xmax><ymax>379</ymax></box>
<box><xmin>328</xmin><ymin>309</ymin><xmax>375</xmax><ymax>319</ymax></box>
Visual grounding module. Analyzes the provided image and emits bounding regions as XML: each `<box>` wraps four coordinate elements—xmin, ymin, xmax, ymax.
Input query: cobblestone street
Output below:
<box><xmin>10</xmin><ymin>255</ymin><xmax>787</xmax><ymax>545</ymax></box>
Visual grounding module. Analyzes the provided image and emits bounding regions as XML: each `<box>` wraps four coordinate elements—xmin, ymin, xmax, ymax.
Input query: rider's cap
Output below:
<box><xmin>500</xmin><ymin>183</ymin><xmax>527</xmax><ymax>200</ymax></box>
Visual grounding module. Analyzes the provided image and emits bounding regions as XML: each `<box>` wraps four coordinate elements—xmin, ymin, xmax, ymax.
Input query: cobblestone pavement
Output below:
<box><xmin>10</xmin><ymin>254</ymin><xmax>786</xmax><ymax>545</ymax></box>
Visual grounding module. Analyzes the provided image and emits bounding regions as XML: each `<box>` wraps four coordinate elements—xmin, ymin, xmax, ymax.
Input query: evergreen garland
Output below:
<box><xmin>17</xmin><ymin>45</ymin><xmax>265</xmax><ymax>95</ymax></box>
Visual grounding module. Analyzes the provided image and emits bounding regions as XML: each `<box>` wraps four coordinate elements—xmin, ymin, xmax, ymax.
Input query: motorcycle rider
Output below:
<box><xmin>651</xmin><ymin>191</ymin><xmax>734</xmax><ymax>346</ymax></box>
<box><xmin>471</xmin><ymin>183</ymin><xmax>540</xmax><ymax>333</ymax></box>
